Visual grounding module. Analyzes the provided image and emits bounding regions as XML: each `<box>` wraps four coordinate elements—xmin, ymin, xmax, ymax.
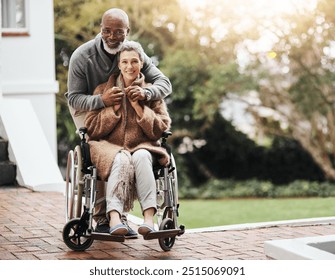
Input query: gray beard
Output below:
<box><xmin>102</xmin><ymin>39</ymin><xmax>123</xmax><ymax>55</ymax></box>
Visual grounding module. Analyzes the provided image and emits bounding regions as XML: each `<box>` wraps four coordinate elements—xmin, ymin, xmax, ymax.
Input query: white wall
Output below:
<box><xmin>0</xmin><ymin>98</ymin><xmax>65</xmax><ymax>192</ymax></box>
<box><xmin>0</xmin><ymin>0</ymin><xmax>64</xmax><ymax>191</ymax></box>
<box><xmin>1</xmin><ymin>0</ymin><xmax>59</xmax><ymax>158</ymax></box>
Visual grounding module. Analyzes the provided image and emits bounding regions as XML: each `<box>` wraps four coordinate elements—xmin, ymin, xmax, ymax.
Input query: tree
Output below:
<box><xmin>173</xmin><ymin>0</ymin><xmax>335</xmax><ymax>181</ymax></box>
<box><xmin>240</xmin><ymin>0</ymin><xmax>335</xmax><ymax>180</ymax></box>
<box><xmin>54</xmin><ymin>0</ymin><xmax>333</xmax><ymax>185</ymax></box>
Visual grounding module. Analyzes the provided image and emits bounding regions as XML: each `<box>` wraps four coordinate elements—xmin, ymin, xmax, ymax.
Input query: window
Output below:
<box><xmin>1</xmin><ymin>0</ymin><xmax>29</xmax><ymax>36</ymax></box>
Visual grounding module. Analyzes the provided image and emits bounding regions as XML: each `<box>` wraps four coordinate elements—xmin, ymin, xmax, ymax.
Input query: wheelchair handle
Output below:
<box><xmin>79</xmin><ymin>127</ymin><xmax>87</xmax><ymax>134</ymax></box>
<box><xmin>78</xmin><ymin>127</ymin><xmax>88</xmax><ymax>142</ymax></box>
<box><xmin>161</xmin><ymin>131</ymin><xmax>172</xmax><ymax>142</ymax></box>
<box><xmin>161</xmin><ymin>131</ymin><xmax>172</xmax><ymax>154</ymax></box>
<box><xmin>162</xmin><ymin>131</ymin><xmax>172</xmax><ymax>138</ymax></box>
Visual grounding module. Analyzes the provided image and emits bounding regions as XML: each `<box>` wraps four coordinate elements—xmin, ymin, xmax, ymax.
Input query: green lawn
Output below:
<box><xmin>130</xmin><ymin>197</ymin><xmax>335</xmax><ymax>229</ymax></box>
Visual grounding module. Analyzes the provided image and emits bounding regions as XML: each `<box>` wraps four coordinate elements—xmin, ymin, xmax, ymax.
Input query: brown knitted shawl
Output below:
<box><xmin>84</xmin><ymin>73</ymin><xmax>171</xmax><ymax>212</ymax></box>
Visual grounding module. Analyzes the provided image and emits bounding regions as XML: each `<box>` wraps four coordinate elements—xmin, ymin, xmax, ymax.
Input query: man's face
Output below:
<box><xmin>101</xmin><ymin>16</ymin><xmax>129</xmax><ymax>53</ymax></box>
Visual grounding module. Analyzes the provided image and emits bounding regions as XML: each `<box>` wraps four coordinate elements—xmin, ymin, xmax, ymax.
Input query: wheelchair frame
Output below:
<box><xmin>63</xmin><ymin>128</ymin><xmax>185</xmax><ymax>252</ymax></box>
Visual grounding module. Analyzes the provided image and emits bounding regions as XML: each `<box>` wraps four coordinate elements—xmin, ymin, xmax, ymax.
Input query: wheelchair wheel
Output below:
<box><xmin>158</xmin><ymin>218</ymin><xmax>176</xmax><ymax>251</ymax></box>
<box><xmin>170</xmin><ymin>154</ymin><xmax>179</xmax><ymax>207</ymax></box>
<box><xmin>62</xmin><ymin>218</ymin><xmax>93</xmax><ymax>251</ymax></box>
<box><xmin>65</xmin><ymin>146</ymin><xmax>84</xmax><ymax>222</ymax></box>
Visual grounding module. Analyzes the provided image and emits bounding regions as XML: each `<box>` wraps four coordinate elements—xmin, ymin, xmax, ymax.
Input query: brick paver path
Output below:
<box><xmin>1</xmin><ymin>186</ymin><xmax>334</xmax><ymax>260</ymax></box>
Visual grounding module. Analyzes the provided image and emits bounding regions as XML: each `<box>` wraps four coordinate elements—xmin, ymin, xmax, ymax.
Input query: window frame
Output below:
<box><xmin>1</xmin><ymin>0</ymin><xmax>30</xmax><ymax>37</ymax></box>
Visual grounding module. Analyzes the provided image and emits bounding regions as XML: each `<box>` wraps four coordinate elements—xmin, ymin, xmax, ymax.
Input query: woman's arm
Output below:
<box><xmin>84</xmin><ymin>107</ymin><xmax>121</xmax><ymax>140</ymax></box>
<box><xmin>135</xmin><ymin>100</ymin><xmax>171</xmax><ymax>140</ymax></box>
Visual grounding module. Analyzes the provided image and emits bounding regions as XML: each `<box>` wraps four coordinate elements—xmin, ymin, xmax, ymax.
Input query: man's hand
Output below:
<box><xmin>125</xmin><ymin>86</ymin><xmax>146</xmax><ymax>102</ymax></box>
<box><xmin>101</xmin><ymin>87</ymin><xmax>124</xmax><ymax>107</ymax></box>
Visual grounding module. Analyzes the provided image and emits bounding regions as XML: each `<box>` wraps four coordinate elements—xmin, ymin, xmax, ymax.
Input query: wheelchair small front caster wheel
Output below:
<box><xmin>158</xmin><ymin>218</ymin><xmax>176</xmax><ymax>251</ymax></box>
<box><xmin>62</xmin><ymin>218</ymin><xmax>93</xmax><ymax>251</ymax></box>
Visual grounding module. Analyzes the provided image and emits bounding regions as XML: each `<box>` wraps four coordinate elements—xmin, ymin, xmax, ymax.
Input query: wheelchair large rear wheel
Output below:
<box><xmin>170</xmin><ymin>154</ymin><xmax>179</xmax><ymax>207</ymax></box>
<box><xmin>65</xmin><ymin>145</ymin><xmax>84</xmax><ymax>222</ymax></box>
<box><xmin>63</xmin><ymin>218</ymin><xmax>93</xmax><ymax>251</ymax></box>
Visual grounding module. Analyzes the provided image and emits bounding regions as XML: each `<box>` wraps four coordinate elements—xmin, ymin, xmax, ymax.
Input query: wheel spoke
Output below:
<box><xmin>63</xmin><ymin>218</ymin><xmax>93</xmax><ymax>251</ymax></box>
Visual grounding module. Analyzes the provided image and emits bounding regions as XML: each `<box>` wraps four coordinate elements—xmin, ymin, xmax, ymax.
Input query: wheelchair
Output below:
<box><xmin>62</xmin><ymin>127</ymin><xmax>185</xmax><ymax>252</ymax></box>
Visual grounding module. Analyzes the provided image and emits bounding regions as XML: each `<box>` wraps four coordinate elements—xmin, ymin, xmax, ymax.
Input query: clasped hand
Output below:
<box><xmin>101</xmin><ymin>86</ymin><xmax>145</xmax><ymax>115</ymax></box>
<box><xmin>101</xmin><ymin>86</ymin><xmax>123</xmax><ymax>107</ymax></box>
<box><xmin>125</xmin><ymin>85</ymin><xmax>146</xmax><ymax>103</ymax></box>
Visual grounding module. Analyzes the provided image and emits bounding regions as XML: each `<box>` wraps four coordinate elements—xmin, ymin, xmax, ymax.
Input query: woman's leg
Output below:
<box><xmin>106</xmin><ymin>152</ymin><xmax>128</xmax><ymax>233</ymax></box>
<box><xmin>132</xmin><ymin>149</ymin><xmax>157</xmax><ymax>228</ymax></box>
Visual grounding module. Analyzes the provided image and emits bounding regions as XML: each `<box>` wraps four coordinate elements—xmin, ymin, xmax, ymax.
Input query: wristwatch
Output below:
<box><xmin>144</xmin><ymin>89</ymin><xmax>151</xmax><ymax>101</ymax></box>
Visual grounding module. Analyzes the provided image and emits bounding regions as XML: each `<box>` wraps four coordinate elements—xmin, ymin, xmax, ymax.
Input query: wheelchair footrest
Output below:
<box><xmin>144</xmin><ymin>229</ymin><xmax>181</xmax><ymax>240</ymax></box>
<box><xmin>91</xmin><ymin>232</ymin><xmax>125</xmax><ymax>242</ymax></box>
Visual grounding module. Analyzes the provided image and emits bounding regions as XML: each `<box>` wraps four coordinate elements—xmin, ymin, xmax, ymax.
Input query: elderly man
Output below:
<box><xmin>65</xmin><ymin>8</ymin><xmax>172</xmax><ymax>238</ymax></box>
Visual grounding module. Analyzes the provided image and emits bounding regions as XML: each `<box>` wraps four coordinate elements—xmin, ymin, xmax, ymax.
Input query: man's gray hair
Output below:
<box><xmin>119</xmin><ymin>41</ymin><xmax>145</xmax><ymax>62</ymax></box>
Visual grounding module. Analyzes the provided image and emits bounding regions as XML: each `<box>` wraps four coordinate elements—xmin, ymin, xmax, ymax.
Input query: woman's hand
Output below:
<box><xmin>113</xmin><ymin>104</ymin><xmax>121</xmax><ymax>112</ymax></box>
<box><xmin>125</xmin><ymin>86</ymin><xmax>146</xmax><ymax>102</ymax></box>
<box><xmin>125</xmin><ymin>86</ymin><xmax>144</xmax><ymax>117</ymax></box>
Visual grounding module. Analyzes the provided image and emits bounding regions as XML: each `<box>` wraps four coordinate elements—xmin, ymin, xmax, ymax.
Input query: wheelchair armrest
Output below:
<box><xmin>76</xmin><ymin>127</ymin><xmax>93</xmax><ymax>174</ymax></box>
<box><xmin>81</xmin><ymin>142</ymin><xmax>93</xmax><ymax>174</ymax></box>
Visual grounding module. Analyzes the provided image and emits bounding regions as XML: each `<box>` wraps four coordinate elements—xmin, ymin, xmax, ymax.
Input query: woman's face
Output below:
<box><xmin>118</xmin><ymin>50</ymin><xmax>143</xmax><ymax>83</ymax></box>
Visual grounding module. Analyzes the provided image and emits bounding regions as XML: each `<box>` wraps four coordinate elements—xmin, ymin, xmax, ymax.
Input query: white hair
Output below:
<box><xmin>119</xmin><ymin>41</ymin><xmax>145</xmax><ymax>62</ymax></box>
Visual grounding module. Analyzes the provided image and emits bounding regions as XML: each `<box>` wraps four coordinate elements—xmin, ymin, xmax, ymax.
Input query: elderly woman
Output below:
<box><xmin>85</xmin><ymin>41</ymin><xmax>171</xmax><ymax>237</ymax></box>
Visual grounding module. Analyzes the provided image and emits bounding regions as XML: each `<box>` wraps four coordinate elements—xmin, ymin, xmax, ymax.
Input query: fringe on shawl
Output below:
<box><xmin>112</xmin><ymin>150</ymin><xmax>137</xmax><ymax>212</ymax></box>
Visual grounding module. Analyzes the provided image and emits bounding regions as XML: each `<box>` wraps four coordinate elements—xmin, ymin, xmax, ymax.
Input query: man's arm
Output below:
<box><xmin>66</xmin><ymin>46</ymin><xmax>172</xmax><ymax>110</ymax></box>
<box><xmin>66</xmin><ymin>51</ymin><xmax>105</xmax><ymax>111</ymax></box>
<box><xmin>141</xmin><ymin>53</ymin><xmax>172</xmax><ymax>101</ymax></box>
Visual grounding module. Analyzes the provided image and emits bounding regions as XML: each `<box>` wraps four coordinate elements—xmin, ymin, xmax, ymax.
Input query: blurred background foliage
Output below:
<box><xmin>54</xmin><ymin>0</ymin><xmax>335</xmax><ymax>198</ymax></box>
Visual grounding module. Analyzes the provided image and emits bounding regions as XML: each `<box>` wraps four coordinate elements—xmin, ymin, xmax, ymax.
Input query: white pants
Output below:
<box><xmin>106</xmin><ymin>149</ymin><xmax>157</xmax><ymax>215</ymax></box>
